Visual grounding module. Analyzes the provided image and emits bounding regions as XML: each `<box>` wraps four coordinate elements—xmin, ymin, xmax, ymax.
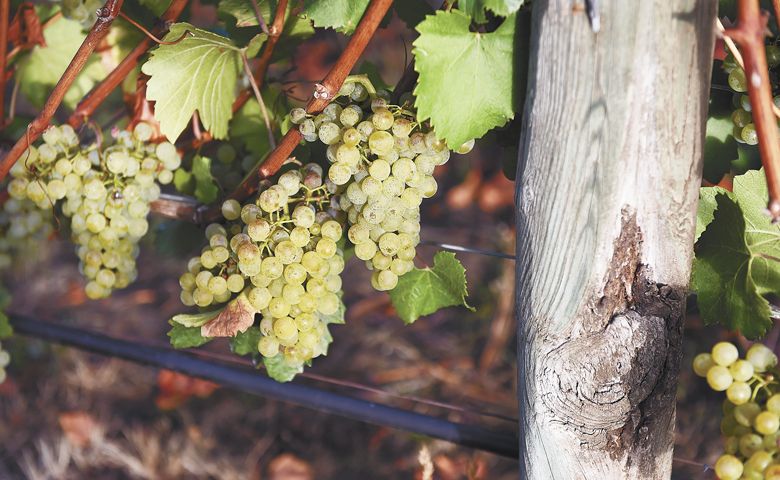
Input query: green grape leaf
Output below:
<box><xmin>264</xmin><ymin>354</ymin><xmax>303</xmax><ymax>382</ymax></box>
<box><xmin>413</xmin><ymin>10</ymin><xmax>517</xmax><ymax>148</ymax></box>
<box><xmin>245</xmin><ymin>33</ymin><xmax>268</xmax><ymax>58</ymax></box>
<box><xmin>389</xmin><ymin>251</ymin><xmax>473</xmax><ymax>324</ymax></box>
<box><xmin>696</xmin><ymin>186</ymin><xmax>731</xmax><ymax>242</ymax></box>
<box><xmin>229</xmin><ymin>87</ymin><xmax>285</xmax><ymax>156</ymax></box>
<box><xmin>139</xmin><ymin>0</ymin><xmax>171</xmax><ymax>16</ymax></box>
<box><xmin>168</xmin><ymin>321</ymin><xmax>213</xmax><ymax>348</ymax></box>
<box><xmin>192</xmin><ymin>155</ymin><xmax>220</xmax><ymax>204</ymax></box>
<box><xmin>303</xmin><ymin>0</ymin><xmax>370</xmax><ymax>33</ymax></box>
<box><xmin>703</xmin><ymin>115</ymin><xmax>738</xmax><ymax>184</ymax></box>
<box><xmin>692</xmin><ymin>170</ymin><xmax>780</xmax><ymax>339</ymax></box>
<box><xmin>171</xmin><ymin>308</ymin><xmax>223</xmax><ymax>328</ymax></box>
<box><xmin>393</xmin><ymin>0</ymin><xmax>434</xmax><ymax>28</ymax></box>
<box><xmin>0</xmin><ymin>313</ymin><xmax>12</xmax><ymax>339</ymax></box>
<box><xmin>218</xmin><ymin>0</ymin><xmax>270</xmax><ymax>27</ymax></box>
<box><xmin>141</xmin><ymin>23</ymin><xmax>243</xmax><ymax>142</ymax></box>
<box><xmin>173</xmin><ymin>168</ymin><xmax>195</xmax><ymax>195</ymax></box>
<box><xmin>16</xmin><ymin>17</ymin><xmax>105</xmax><ymax>110</ymax></box>
<box><xmin>459</xmin><ymin>0</ymin><xmax>526</xmax><ymax>23</ymax></box>
<box><xmin>230</xmin><ymin>327</ymin><xmax>262</xmax><ymax>356</ymax></box>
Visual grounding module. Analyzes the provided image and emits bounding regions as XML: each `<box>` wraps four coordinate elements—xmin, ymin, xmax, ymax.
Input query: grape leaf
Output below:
<box><xmin>692</xmin><ymin>170</ymin><xmax>780</xmax><ymax>339</ymax></box>
<box><xmin>171</xmin><ymin>309</ymin><xmax>223</xmax><ymax>328</ymax></box>
<box><xmin>696</xmin><ymin>186</ymin><xmax>730</xmax><ymax>242</ymax></box>
<box><xmin>303</xmin><ymin>0</ymin><xmax>370</xmax><ymax>34</ymax></box>
<box><xmin>703</xmin><ymin>115</ymin><xmax>738</xmax><ymax>184</ymax></box>
<box><xmin>230</xmin><ymin>327</ymin><xmax>262</xmax><ymax>356</ymax></box>
<box><xmin>141</xmin><ymin>23</ymin><xmax>244</xmax><ymax>142</ymax></box>
<box><xmin>16</xmin><ymin>17</ymin><xmax>105</xmax><ymax>110</ymax></box>
<box><xmin>459</xmin><ymin>0</ymin><xmax>526</xmax><ymax>23</ymax></box>
<box><xmin>413</xmin><ymin>10</ymin><xmax>517</xmax><ymax>148</ymax></box>
<box><xmin>229</xmin><ymin>87</ymin><xmax>285</xmax><ymax>156</ymax></box>
<box><xmin>264</xmin><ymin>354</ymin><xmax>303</xmax><ymax>382</ymax></box>
<box><xmin>192</xmin><ymin>156</ymin><xmax>220</xmax><ymax>204</ymax></box>
<box><xmin>173</xmin><ymin>168</ymin><xmax>195</xmax><ymax>196</ymax></box>
<box><xmin>201</xmin><ymin>291</ymin><xmax>259</xmax><ymax>337</ymax></box>
<box><xmin>389</xmin><ymin>251</ymin><xmax>472</xmax><ymax>324</ymax></box>
<box><xmin>0</xmin><ymin>313</ymin><xmax>12</xmax><ymax>339</ymax></box>
<box><xmin>168</xmin><ymin>321</ymin><xmax>213</xmax><ymax>348</ymax></box>
<box><xmin>218</xmin><ymin>0</ymin><xmax>271</xmax><ymax>27</ymax></box>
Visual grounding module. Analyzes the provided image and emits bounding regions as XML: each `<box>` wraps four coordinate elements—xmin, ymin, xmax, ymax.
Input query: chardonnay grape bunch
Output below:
<box><xmin>693</xmin><ymin>342</ymin><xmax>780</xmax><ymax>479</ymax></box>
<box><xmin>290</xmin><ymin>80</ymin><xmax>473</xmax><ymax>292</ymax></box>
<box><xmin>9</xmin><ymin>123</ymin><xmax>180</xmax><ymax>299</ymax></box>
<box><xmin>178</xmin><ymin>162</ymin><xmax>345</xmax><ymax>371</ymax></box>
<box><xmin>722</xmin><ymin>45</ymin><xmax>780</xmax><ymax>146</ymax></box>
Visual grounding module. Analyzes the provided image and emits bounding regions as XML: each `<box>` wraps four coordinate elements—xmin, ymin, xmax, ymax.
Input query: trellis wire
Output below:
<box><xmin>9</xmin><ymin>315</ymin><xmax>519</xmax><ymax>459</ymax></box>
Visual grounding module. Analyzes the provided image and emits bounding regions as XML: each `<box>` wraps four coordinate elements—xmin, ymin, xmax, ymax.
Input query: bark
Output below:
<box><xmin>515</xmin><ymin>1</ymin><xmax>716</xmax><ymax>478</ymax></box>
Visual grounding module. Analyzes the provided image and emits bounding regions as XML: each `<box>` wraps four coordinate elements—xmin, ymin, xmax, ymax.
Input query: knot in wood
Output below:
<box><xmin>537</xmin><ymin>311</ymin><xmax>667</xmax><ymax>448</ymax></box>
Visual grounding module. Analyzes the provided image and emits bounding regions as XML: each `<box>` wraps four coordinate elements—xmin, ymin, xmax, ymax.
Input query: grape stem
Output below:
<box><xmin>0</xmin><ymin>0</ymin><xmax>9</xmax><ymax>128</ymax></box>
<box><xmin>723</xmin><ymin>0</ymin><xmax>780</xmax><ymax>221</ymax></box>
<box><xmin>66</xmin><ymin>0</ymin><xmax>189</xmax><ymax>130</ymax></box>
<box><xmin>194</xmin><ymin>0</ymin><xmax>395</xmax><ymax>224</ymax></box>
<box><xmin>0</xmin><ymin>0</ymin><xmax>126</xmax><ymax>182</ymax></box>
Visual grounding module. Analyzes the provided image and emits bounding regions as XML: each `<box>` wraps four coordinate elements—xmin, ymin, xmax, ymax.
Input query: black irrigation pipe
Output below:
<box><xmin>9</xmin><ymin>315</ymin><xmax>520</xmax><ymax>459</ymax></box>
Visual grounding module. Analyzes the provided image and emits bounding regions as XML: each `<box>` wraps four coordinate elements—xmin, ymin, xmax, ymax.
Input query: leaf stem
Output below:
<box><xmin>724</xmin><ymin>0</ymin><xmax>780</xmax><ymax>221</ymax></box>
<box><xmin>241</xmin><ymin>52</ymin><xmax>276</xmax><ymax>149</ymax></box>
<box><xmin>250</xmin><ymin>0</ymin><xmax>270</xmax><ymax>35</ymax></box>
<box><xmin>0</xmin><ymin>0</ymin><xmax>125</xmax><ymax>182</ymax></box>
<box><xmin>67</xmin><ymin>0</ymin><xmax>188</xmax><ymax>129</ymax></box>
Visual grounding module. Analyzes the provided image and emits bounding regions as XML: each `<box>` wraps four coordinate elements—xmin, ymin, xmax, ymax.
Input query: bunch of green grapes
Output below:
<box><xmin>8</xmin><ymin>123</ymin><xmax>180</xmax><ymax>299</ymax></box>
<box><xmin>60</xmin><ymin>0</ymin><xmax>105</xmax><ymax>27</ymax></box>
<box><xmin>693</xmin><ymin>342</ymin><xmax>780</xmax><ymax>479</ymax></box>
<box><xmin>0</xmin><ymin>196</ymin><xmax>54</xmax><ymax>270</ymax></box>
<box><xmin>179</xmin><ymin>163</ymin><xmax>344</xmax><ymax>367</ymax></box>
<box><xmin>290</xmin><ymin>82</ymin><xmax>473</xmax><ymax>291</ymax></box>
<box><xmin>722</xmin><ymin>44</ymin><xmax>780</xmax><ymax>146</ymax></box>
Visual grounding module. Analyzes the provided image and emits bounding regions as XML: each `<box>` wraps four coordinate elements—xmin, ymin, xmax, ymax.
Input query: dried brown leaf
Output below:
<box><xmin>58</xmin><ymin>411</ymin><xmax>99</xmax><ymax>448</ymax></box>
<box><xmin>201</xmin><ymin>292</ymin><xmax>258</xmax><ymax>337</ymax></box>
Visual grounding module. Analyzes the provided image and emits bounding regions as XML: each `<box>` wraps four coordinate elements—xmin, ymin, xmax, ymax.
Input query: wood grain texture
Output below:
<box><xmin>515</xmin><ymin>1</ymin><xmax>716</xmax><ymax>478</ymax></box>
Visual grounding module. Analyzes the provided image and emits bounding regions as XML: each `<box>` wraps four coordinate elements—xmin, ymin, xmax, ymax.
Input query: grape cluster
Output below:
<box><xmin>0</xmin><ymin>195</ymin><xmax>54</xmax><ymax>270</ymax></box>
<box><xmin>722</xmin><ymin>45</ymin><xmax>780</xmax><ymax>146</ymax></box>
<box><xmin>694</xmin><ymin>342</ymin><xmax>780</xmax><ymax>479</ymax></box>
<box><xmin>9</xmin><ymin>123</ymin><xmax>179</xmax><ymax>299</ymax></box>
<box><xmin>179</xmin><ymin>163</ymin><xmax>344</xmax><ymax>367</ymax></box>
<box><xmin>291</xmin><ymin>83</ymin><xmax>473</xmax><ymax>291</ymax></box>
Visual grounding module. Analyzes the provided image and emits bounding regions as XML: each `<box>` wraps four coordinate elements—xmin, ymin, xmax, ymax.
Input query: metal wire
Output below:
<box><xmin>418</xmin><ymin>240</ymin><xmax>516</xmax><ymax>260</ymax></box>
<box><xmin>9</xmin><ymin>315</ymin><xmax>519</xmax><ymax>459</ymax></box>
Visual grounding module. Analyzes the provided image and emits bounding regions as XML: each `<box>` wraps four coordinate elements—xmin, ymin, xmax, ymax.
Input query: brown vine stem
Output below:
<box><xmin>0</xmin><ymin>0</ymin><xmax>9</xmax><ymax>128</ymax></box>
<box><xmin>193</xmin><ymin>0</ymin><xmax>394</xmax><ymax>223</ymax></box>
<box><xmin>725</xmin><ymin>0</ymin><xmax>780</xmax><ymax>221</ymax></box>
<box><xmin>67</xmin><ymin>0</ymin><xmax>188</xmax><ymax>129</ymax></box>
<box><xmin>0</xmin><ymin>0</ymin><xmax>125</xmax><ymax>181</ymax></box>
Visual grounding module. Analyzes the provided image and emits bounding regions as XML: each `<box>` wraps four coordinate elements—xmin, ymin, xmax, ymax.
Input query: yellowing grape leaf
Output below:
<box><xmin>692</xmin><ymin>170</ymin><xmax>780</xmax><ymax>339</ymax></box>
<box><xmin>142</xmin><ymin>23</ymin><xmax>244</xmax><ymax>142</ymax></box>
<box><xmin>389</xmin><ymin>251</ymin><xmax>472</xmax><ymax>324</ymax></box>
<box><xmin>413</xmin><ymin>10</ymin><xmax>517</xmax><ymax>148</ymax></box>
